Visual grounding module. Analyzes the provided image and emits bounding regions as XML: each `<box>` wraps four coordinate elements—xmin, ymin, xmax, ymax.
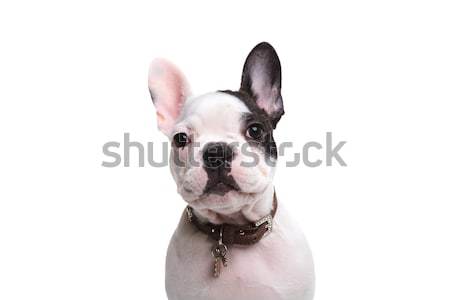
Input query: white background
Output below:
<box><xmin>1</xmin><ymin>1</ymin><xmax>449</xmax><ymax>299</ymax></box>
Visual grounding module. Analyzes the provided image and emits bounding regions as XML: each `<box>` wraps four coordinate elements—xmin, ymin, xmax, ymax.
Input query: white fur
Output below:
<box><xmin>169</xmin><ymin>92</ymin><xmax>276</xmax><ymax>221</ymax></box>
<box><xmin>166</xmin><ymin>187</ymin><xmax>315</xmax><ymax>300</ymax></box>
<box><xmin>149</xmin><ymin>61</ymin><xmax>315</xmax><ymax>300</ymax></box>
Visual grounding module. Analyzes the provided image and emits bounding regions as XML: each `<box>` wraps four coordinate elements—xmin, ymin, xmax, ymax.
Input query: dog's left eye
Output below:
<box><xmin>173</xmin><ymin>132</ymin><xmax>189</xmax><ymax>148</ymax></box>
<box><xmin>246</xmin><ymin>123</ymin><xmax>264</xmax><ymax>140</ymax></box>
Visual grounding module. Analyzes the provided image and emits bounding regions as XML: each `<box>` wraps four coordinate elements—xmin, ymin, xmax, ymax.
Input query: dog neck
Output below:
<box><xmin>192</xmin><ymin>184</ymin><xmax>275</xmax><ymax>225</ymax></box>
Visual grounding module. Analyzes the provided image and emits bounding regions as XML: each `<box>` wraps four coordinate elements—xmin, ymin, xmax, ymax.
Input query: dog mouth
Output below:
<box><xmin>203</xmin><ymin>175</ymin><xmax>240</xmax><ymax>196</ymax></box>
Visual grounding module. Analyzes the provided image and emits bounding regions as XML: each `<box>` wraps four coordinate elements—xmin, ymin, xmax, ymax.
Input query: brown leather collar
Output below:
<box><xmin>186</xmin><ymin>193</ymin><xmax>277</xmax><ymax>246</ymax></box>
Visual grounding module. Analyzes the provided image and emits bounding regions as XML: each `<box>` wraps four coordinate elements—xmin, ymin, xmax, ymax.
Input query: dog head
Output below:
<box><xmin>148</xmin><ymin>42</ymin><xmax>284</xmax><ymax>218</ymax></box>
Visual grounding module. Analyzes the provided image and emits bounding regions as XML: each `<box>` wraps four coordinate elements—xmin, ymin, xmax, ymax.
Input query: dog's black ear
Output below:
<box><xmin>240</xmin><ymin>42</ymin><xmax>284</xmax><ymax>128</ymax></box>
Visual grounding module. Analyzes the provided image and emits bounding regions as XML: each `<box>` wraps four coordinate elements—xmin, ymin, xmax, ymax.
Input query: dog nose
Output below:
<box><xmin>203</xmin><ymin>142</ymin><xmax>234</xmax><ymax>169</ymax></box>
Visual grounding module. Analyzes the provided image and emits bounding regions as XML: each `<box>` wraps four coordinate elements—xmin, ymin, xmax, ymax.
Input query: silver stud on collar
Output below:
<box><xmin>255</xmin><ymin>214</ymin><xmax>273</xmax><ymax>237</ymax></box>
<box><xmin>186</xmin><ymin>207</ymin><xmax>193</xmax><ymax>222</ymax></box>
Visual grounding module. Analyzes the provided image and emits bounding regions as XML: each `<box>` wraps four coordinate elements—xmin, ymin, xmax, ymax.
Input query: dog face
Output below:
<box><xmin>148</xmin><ymin>42</ymin><xmax>284</xmax><ymax>216</ymax></box>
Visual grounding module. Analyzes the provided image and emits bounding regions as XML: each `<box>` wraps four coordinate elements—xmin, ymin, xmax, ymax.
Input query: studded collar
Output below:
<box><xmin>185</xmin><ymin>193</ymin><xmax>277</xmax><ymax>246</ymax></box>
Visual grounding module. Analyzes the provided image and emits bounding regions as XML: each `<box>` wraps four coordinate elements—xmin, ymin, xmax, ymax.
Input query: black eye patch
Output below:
<box><xmin>219</xmin><ymin>90</ymin><xmax>278</xmax><ymax>160</ymax></box>
<box><xmin>241</xmin><ymin>113</ymin><xmax>271</xmax><ymax>136</ymax></box>
<box><xmin>240</xmin><ymin>113</ymin><xmax>277</xmax><ymax>160</ymax></box>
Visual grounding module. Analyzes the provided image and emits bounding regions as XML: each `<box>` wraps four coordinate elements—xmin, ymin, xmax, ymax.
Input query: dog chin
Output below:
<box><xmin>189</xmin><ymin>186</ymin><xmax>270</xmax><ymax>215</ymax></box>
<box><xmin>194</xmin><ymin>190</ymin><xmax>247</xmax><ymax>212</ymax></box>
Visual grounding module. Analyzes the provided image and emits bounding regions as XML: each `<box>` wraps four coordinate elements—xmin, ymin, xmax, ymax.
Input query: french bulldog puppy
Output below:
<box><xmin>148</xmin><ymin>42</ymin><xmax>315</xmax><ymax>300</ymax></box>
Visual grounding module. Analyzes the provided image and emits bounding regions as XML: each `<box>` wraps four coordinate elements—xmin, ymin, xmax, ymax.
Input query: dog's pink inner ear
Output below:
<box><xmin>250</xmin><ymin>69</ymin><xmax>282</xmax><ymax>116</ymax></box>
<box><xmin>240</xmin><ymin>42</ymin><xmax>284</xmax><ymax>128</ymax></box>
<box><xmin>148</xmin><ymin>58</ymin><xmax>190</xmax><ymax>136</ymax></box>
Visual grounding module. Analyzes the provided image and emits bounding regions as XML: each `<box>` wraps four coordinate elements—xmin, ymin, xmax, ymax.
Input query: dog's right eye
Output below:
<box><xmin>173</xmin><ymin>132</ymin><xmax>189</xmax><ymax>148</ymax></box>
<box><xmin>246</xmin><ymin>123</ymin><xmax>265</xmax><ymax>140</ymax></box>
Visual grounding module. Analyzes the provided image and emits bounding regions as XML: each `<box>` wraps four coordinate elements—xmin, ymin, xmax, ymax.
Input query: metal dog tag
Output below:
<box><xmin>211</xmin><ymin>227</ymin><xmax>228</xmax><ymax>277</ymax></box>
